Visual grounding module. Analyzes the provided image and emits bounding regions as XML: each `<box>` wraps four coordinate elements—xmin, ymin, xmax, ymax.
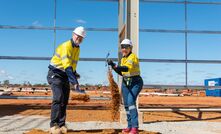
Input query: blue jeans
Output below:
<box><xmin>47</xmin><ymin>70</ymin><xmax>70</xmax><ymax>127</ymax></box>
<box><xmin>122</xmin><ymin>76</ymin><xmax>143</xmax><ymax>128</ymax></box>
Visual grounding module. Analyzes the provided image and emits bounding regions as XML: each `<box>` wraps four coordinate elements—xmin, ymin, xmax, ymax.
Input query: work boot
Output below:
<box><xmin>60</xmin><ymin>125</ymin><xmax>68</xmax><ymax>134</ymax></box>
<box><xmin>129</xmin><ymin>128</ymin><xmax>138</xmax><ymax>134</ymax></box>
<box><xmin>49</xmin><ymin>125</ymin><xmax>62</xmax><ymax>134</ymax></box>
<box><xmin>122</xmin><ymin>128</ymin><xmax>131</xmax><ymax>133</ymax></box>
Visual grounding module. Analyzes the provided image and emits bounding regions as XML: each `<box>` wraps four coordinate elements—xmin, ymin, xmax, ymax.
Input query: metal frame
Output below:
<box><xmin>0</xmin><ymin>0</ymin><xmax>221</xmax><ymax>89</ymax></box>
<box><xmin>139</xmin><ymin>108</ymin><xmax>221</xmax><ymax>112</ymax></box>
<box><xmin>89</xmin><ymin>0</ymin><xmax>221</xmax><ymax>5</ymax></box>
<box><xmin>0</xmin><ymin>95</ymin><xmax>110</xmax><ymax>100</ymax></box>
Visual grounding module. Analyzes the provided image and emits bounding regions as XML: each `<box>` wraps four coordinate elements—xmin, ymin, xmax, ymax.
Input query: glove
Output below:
<box><xmin>74</xmin><ymin>71</ymin><xmax>80</xmax><ymax>79</ymax></box>
<box><xmin>107</xmin><ymin>59</ymin><xmax>116</xmax><ymax>68</ymax></box>
<box><xmin>73</xmin><ymin>84</ymin><xmax>86</xmax><ymax>94</ymax></box>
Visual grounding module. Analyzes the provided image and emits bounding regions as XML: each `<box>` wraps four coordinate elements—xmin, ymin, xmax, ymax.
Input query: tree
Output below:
<box><xmin>43</xmin><ymin>83</ymin><xmax>48</xmax><ymax>86</ymax></box>
<box><xmin>3</xmin><ymin>80</ymin><xmax>9</xmax><ymax>85</ymax></box>
<box><xmin>26</xmin><ymin>81</ymin><xmax>32</xmax><ymax>86</ymax></box>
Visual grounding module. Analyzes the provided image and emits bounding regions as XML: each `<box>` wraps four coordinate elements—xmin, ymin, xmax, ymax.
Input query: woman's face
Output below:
<box><xmin>121</xmin><ymin>44</ymin><xmax>132</xmax><ymax>56</ymax></box>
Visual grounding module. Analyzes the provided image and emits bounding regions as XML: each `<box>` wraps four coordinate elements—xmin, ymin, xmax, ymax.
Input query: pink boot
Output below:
<box><xmin>129</xmin><ymin>128</ymin><xmax>138</xmax><ymax>134</ymax></box>
<box><xmin>122</xmin><ymin>128</ymin><xmax>131</xmax><ymax>133</ymax></box>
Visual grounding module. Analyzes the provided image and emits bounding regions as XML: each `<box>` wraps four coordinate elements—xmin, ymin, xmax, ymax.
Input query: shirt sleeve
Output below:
<box><xmin>65</xmin><ymin>66</ymin><xmax>78</xmax><ymax>85</ymax></box>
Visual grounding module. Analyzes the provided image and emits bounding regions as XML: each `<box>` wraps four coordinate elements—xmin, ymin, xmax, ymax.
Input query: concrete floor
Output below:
<box><xmin>1</xmin><ymin>115</ymin><xmax>221</xmax><ymax>134</ymax></box>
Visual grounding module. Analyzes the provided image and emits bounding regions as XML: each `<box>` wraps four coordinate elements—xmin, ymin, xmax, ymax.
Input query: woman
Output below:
<box><xmin>107</xmin><ymin>39</ymin><xmax>143</xmax><ymax>134</ymax></box>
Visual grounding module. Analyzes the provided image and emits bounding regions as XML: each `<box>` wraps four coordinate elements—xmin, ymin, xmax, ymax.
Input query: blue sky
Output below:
<box><xmin>0</xmin><ymin>0</ymin><xmax>221</xmax><ymax>85</ymax></box>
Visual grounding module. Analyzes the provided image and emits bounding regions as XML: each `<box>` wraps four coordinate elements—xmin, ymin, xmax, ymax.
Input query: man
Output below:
<box><xmin>47</xmin><ymin>26</ymin><xmax>86</xmax><ymax>134</ymax></box>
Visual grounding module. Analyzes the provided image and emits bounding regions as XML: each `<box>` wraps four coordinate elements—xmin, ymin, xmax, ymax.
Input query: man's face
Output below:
<box><xmin>73</xmin><ymin>34</ymin><xmax>84</xmax><ymax>46</ymax></box>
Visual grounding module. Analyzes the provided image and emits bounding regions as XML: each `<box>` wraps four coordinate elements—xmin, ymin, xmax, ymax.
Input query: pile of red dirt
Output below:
<box><xmin>70</xmin><ymin>93</ymin><xmax>90</xmax><ymax>102</ymax></box>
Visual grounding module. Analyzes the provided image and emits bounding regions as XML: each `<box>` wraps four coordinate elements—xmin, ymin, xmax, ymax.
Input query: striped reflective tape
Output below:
<box><xmin>123</xmin><ymin>72</ymin><xmax>140</xmax><ymax>77</ymax></box>
<box><xmin>55</xmin><ymin>52</ymin><xmax>61</xmax><ymax>58</ymax></box>
<box><xmin>50</xmin><ymin>63</ymin><xmax>65</xmax><ymax>71</ymax></box>
<box><xmin>127</xmin><ymin>59</ymin><xmax>133</xmax><ymax>64</ymax></box>
<box><xmin>129</xmin><ymin>105</ymin><xmax>136</xmax><ymax>110</ymax></box>
<box><xmin>61</xmin><ymin>55</ymin><xmax>72</xmax><ymax>60</ymax></box>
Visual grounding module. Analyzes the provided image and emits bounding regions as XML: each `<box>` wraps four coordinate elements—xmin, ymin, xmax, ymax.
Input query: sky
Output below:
<box><xmin>0</xmin><ymin>0</ymin><xmax>221</xmax><ymax>86</ymax></box>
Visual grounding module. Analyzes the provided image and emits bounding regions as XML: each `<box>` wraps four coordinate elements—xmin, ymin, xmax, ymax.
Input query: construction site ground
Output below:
<box><xmin>1</xmin><ymin>91</ymin><xmax>221</xmax><ymax>134</ymax></box>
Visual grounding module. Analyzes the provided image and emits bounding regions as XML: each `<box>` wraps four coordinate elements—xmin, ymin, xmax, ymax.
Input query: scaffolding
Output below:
<box><xmin>1</xmin><ymin>0</ymin><xmax>221</xmax><ymax>89</ymax></box>
<box><xmin>1</xmin><ymin>0</ymin><xmax>221</xmax><ymax>114</ymax></box>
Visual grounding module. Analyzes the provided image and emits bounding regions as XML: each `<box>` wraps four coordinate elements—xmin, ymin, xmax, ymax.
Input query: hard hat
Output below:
<box><xmin>120</xmin><ymin>39</ymin><xmax>132</xmax><ymax>46</ymax></box>
<box><xmin>73</xmin><ymin>26</ymin><xmax>86</xmax><ymax>38</ymax></box>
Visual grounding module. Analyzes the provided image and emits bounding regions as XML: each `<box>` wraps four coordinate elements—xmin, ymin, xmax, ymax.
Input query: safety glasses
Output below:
<box><xmin>76</xmin><ymin>36</ymin><xmax>83</xmax><ymax>43</ymax></box>
<box><xmin>121</xmin><ymin>44</ymin><xmax>131</xmax><ymax>49</ymax></box>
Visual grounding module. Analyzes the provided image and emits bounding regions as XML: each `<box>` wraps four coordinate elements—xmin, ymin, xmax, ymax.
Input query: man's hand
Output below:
<box><xmin>107</xmin><ymin>59</ymin><xmax>116</xmax><ymax>68</ymax></box>
<box><xmin>75</xmin><ymin>72</ymin><xmax>80</xmax><ymax>79</ymax></box>
<box><xmin>72</xmin><ymin>84</ymin><xmax>85</xmax><ymax>94</ymax></box>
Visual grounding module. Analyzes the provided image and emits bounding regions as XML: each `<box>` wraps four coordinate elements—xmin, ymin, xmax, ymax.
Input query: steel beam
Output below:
<box><xmin>0</xmin><ymin>95</ymin><xmax>110</xmax><ymax>100</ymax></box>
<box><xmin>2</xmin><ymin>56</ymin><xmax>221</xmax><ymax>64</ymax></box>
<box><xmin>126</xmin><ymin>0</ymin><xmax>139</xmax><ymax>55</ymax></box>
<box><xmin>143</xmin><ymin>84</ymin><xmax>221</xmax><ymax>89</ymax></box>
<box><xmin>2</xmin><ymin>25</ymin><xmax>221</xmax><ymax>35</ymax></box>
<box><xmin>88</xmin><ymin>0</ymin><xmax>221</xmax><ymax>5</ymax></box>
<box><xmin>139</xmin><ymin>108</ymin><xmax>221</xmax><ymax>112</ymax></box>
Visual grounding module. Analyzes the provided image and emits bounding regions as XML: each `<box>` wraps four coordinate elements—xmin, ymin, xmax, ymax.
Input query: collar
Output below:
<box><xmin>71</xmin><ymin>39</ymin><xmax>79</xmax><ymax>48</ymax></box>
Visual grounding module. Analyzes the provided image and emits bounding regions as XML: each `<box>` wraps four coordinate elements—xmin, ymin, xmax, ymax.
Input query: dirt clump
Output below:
<box><xmin>108</xmin><ymin>68</ymin><xmax>121</xmax><ymax>121</ymax></box>
<box><xmin>70</xmin><ymin>93</ymin><xmax>90</xmax><ymax>102</ymax></box>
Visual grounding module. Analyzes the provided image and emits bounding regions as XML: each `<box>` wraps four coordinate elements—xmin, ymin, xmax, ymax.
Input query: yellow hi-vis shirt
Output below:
<box><xmin>121</xmin><ymin>53</ymin><xmax>140</xmax><ymax>77</ymax></box>
<box><xmin>50</xmin><ymin>39</ymin><xmax>80</xmax><ymax>71</ymax></box>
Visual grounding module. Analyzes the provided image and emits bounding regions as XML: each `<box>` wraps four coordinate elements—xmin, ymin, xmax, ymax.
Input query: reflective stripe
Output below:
<box><xmin>127</xmin><ymin>59</ymin><xmax>133</xmax><ymax>64</ymax></box>
<box><xmin>129</xmin><ymin>105</ymin><xmax>136</xmax><ymax>110</ymax></box>
<box><xmin>50</xmin><ymin>63</ymin><xmax>65</xmax><ymax>72</ymax></box>
<box><xmin>134</xmin><ymin>64</ymin><xmax>139</xmax><ymax>68</ymax></box>
<box><xmin>60</xmin><ymin>55</ymin><xmax>77</xmax><ymax>65</ymax></box>
<box><xmin>72</xmin><ymin>60</ymin><xmax>78</xmax><ymax>64</ymax></box>
<box><xmin>55</xmin><ymin>52</ymin><xmax>61</xmax><ymax>58</ymax></box>
<box><xmin>126</xmin><ymin>111</ymin><xmax>130</xmax><ymax>114</ymax></box>
<box><xmin>61</xmin><ymin>55</ymin><xmax>72</xmax><ymax>60</ymax></box>
<box><xmin>123</xmin><ymin>72</ymin><xmax>140</xmax><ymax>77</ymax></box>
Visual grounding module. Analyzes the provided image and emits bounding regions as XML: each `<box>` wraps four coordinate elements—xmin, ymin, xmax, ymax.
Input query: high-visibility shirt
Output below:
<box><xmin>50</xmin><ymin>39</ymin><xmax>80</xmax><ymax>72</ymax></box>
<box><xmin>121</xmin><ymin>53</ymin><xmax>140</xmax><ymax>77</ymax></box>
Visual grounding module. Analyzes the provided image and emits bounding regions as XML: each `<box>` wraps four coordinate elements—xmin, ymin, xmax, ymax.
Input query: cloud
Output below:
<box><xmin>206</xmin><ymin>73</ymin><xmax>216</xmax><ymax>76</ymax></box>
<box><xmin>75</xmin><ymin>19</ymin><xmax>87</xmax><ymax>24</ymax></box>
<box><xmin>166</xmin><ymin>75</ymin><xmax>173</xmax><ymax>77</ymax></box>
<box><xmin>32</xmin><ymin>20</ymin><xmax>42</xmax><ymax>27</ymax></box>
<box><xmin>0</xmin><ymin>69</ymin><xmax>14</xmax><ymax>80</ymax></box>
<box><xmin>155</xmin><ymin>69</ymin><xmax>163</xmax><ymax>72</ymax></box>
<box><xmin>175</xmin><ymin>72</ymin><xmax>185</xmax><ymax>76</ymax></box>
<box><xmin>19</xmin><ymin>70</ymin><xmax>27</xmax><ymax>75</ymax></box>
<box><xmin>0</xmin><ymin>70</ymin><xmax>6</xmax><ymax>75</ymax></box>
<box><xmin>89</xmin><ymin>70</ymin><xmax>94</xmax><ymax>73</ymax></box>
<box><xmin>7</xmin><ymin>76</ymin><xmax>14</xmax><ymax>80</ymax></box>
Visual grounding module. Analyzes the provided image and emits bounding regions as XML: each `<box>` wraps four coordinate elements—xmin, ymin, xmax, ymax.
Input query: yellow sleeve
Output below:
<box><xmin>60</xmin><ymin>44</ymin><xmax>72</xmax><ymax>69</ymax></box>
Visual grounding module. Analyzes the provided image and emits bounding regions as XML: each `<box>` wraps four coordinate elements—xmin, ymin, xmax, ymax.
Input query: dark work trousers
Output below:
<box><xmin>47</xmin><ymin>69</ymin><xmax>70</xmax><ymax>127</ymax></box>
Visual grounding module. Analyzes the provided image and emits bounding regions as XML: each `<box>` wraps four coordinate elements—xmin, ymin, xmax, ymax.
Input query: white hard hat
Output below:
<box><xmin>73</xmin><ymin>26</ymin><xmax>86</xmax><ymax>38</ymax></box>
<box><xmin>121</xmin><ymin>39</ymin><xmax>132</xmax><ymax>46</ymax></box>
